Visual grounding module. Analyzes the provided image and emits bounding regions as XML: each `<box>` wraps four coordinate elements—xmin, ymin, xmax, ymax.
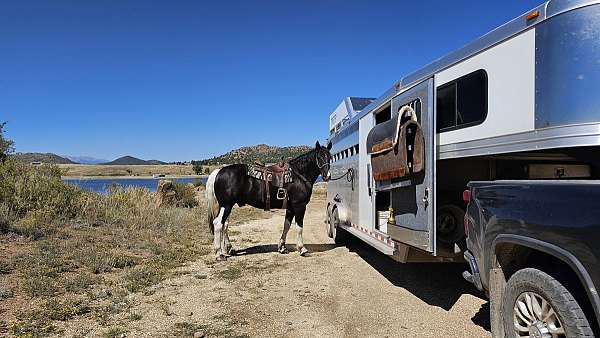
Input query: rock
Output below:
<box><xmin>193</xmin><ymin>331</ymin><xmax>205</xmax><ymax>338</ymax></box>
<box><xmin>155</xmin><ymin>180</ymin><xmax>177</xmax><ymax>207</ymax></box>
<box><xmin>188</xmin><ymin>311</ymin><xmax>193</xmax><ymax>316</ymax></box>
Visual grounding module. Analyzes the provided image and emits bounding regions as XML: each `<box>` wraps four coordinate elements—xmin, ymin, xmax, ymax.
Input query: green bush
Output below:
<box><xmin>192</xmin><ymin>162</ymin><xmax>203</xmax><ymax>175</ymax></box>
<box><xmin>0</xmin><ymin>159</ymin><xmax>83</xmax><ymax>227</ymax></box>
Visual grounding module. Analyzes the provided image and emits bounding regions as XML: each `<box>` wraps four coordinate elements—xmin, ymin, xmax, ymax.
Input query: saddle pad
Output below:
<box><xmin>247</xmin><ymin>165</ymin><xmax>293</xmax><ymax>187</ymax></box>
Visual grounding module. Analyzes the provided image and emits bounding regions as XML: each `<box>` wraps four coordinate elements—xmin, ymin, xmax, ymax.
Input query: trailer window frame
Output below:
<box><xmin>436</xmin><ymin>69</ymin><xmax>488</xmax><ymax>133</ymax></box>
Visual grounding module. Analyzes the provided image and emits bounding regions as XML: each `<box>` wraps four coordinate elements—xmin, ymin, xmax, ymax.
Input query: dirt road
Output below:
<box><xmin>64</xmin><ymin>191</ymin><xmax>491</xmax><ymax>337</ymax></box>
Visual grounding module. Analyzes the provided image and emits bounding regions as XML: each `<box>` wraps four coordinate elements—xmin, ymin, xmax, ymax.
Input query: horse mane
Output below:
<box><xmin>289</xmin><ymin>148</ymin><xmax>316</xmax><ymax>166</ymax></box>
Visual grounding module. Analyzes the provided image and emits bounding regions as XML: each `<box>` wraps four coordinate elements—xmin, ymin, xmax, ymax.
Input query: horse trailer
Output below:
<box><xmin>326</xmin><ymin>0</ymin><xmax>600</xmax><ymax>262</ymax></box>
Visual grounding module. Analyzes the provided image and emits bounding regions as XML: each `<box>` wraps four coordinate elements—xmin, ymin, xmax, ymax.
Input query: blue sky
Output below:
<box><xmin>1</xmin><ymin>0</ymin><xmax>541</xmax><ymax>162</ymax></box>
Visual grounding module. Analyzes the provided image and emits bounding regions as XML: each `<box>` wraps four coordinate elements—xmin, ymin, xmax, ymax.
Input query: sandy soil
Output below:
<box><xmin>62</xmin><ymin>194</ymin><xmax>491</xmax><ymax>337</ymax></box>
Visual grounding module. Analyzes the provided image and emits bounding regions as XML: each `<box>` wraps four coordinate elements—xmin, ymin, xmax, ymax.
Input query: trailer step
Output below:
<box><xmin>342</xmin><ymin>225</ymin><xmax>395</xmax><ymax>255</ymax></box>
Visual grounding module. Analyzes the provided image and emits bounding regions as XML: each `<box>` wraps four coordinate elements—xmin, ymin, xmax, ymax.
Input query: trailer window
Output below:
<box><xmin>436</xmin><ymin>69</ymin><xmax>487</xmax><ymax>132</ymax></box>
<box><xmin>375</xmin><ymin>104</ymin><xmax>391</xmax><ymax>125</ymax></box>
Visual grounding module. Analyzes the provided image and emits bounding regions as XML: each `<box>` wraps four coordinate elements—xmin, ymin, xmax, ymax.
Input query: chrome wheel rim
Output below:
<box><xmin>513</xmin><ymin>292</ymin><xmax>565</xmax><ymax>338</ymax></box>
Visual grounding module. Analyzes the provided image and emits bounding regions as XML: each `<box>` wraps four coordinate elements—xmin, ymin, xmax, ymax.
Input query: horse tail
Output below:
<box><xmin>205</xmin><ymin>168</ymin><xmax>221</xmax><ymax>235</ymax></box>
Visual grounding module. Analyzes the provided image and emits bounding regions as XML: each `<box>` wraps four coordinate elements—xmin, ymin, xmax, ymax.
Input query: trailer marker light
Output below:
<box><xmin>526</xmin><ymin>10</ymin><xmax>540</xmax><ymax>21</ymax></box>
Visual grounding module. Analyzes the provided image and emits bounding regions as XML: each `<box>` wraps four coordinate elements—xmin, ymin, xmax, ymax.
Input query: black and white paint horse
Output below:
<box><xmin>206</xmin><ymin>141</ymin><xmax>332</xmax><ymax>261</ymax></box>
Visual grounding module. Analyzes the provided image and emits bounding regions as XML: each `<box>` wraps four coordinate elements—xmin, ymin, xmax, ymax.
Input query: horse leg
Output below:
<box><xmin>278</xmin><ymin>209</ymin><xmax>294</xmax><ymax>254</ymax></box>
<box><xmin>219</xmin><ymin>205</ymin><xmax>234</xmax><ymax>258</ymax></box>
<box><xmin>224</xmin><ymin>222</ymin><xmax>233</xmax><ymax>255</ymax></box>
<box><xmin>294</xmin><ymin>206</ymin><xmax>308</xmax><ymax>256</ymax></box>
<box><xmin>213</xmin><ymin>207</ymin><xmax>225</xmax><ymax>260</ymax></box>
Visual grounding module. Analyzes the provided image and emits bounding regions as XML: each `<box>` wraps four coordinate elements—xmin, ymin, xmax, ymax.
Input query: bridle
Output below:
<box><xmin>315</xmin><ymin>150</ymin><xmax>331</xmax><ymax>182</ymax></box>
<box><xmin>316</xmin><ymin>151</ymin><xmax>329</xmax><ymax>169</ymax></box>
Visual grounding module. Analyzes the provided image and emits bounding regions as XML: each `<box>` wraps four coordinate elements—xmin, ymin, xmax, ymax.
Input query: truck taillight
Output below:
<box><xmin>463</xmin><ymin>189</ymin><xmax>471</xmax><ymax>203</ymax></box>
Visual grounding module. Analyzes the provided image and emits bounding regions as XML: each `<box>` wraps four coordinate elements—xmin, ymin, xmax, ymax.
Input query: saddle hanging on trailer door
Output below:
<box><xmin>366</xmin><ymin>107</ymin><xmax>425</xmax><ymax>181</ymax></box>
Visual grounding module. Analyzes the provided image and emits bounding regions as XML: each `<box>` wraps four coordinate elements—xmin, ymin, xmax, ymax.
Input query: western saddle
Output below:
<box><xmin>247</xmin><ymin>161</ymin><xmax>293</xmax><ymax>211</ymax></box>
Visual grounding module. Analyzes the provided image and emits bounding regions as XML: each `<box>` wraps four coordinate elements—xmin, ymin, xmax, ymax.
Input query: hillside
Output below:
<box><xmin>103</xmin><ymin>156</ymin><xmax>166</xmax><ymax>165</ymax></box>
<box><xmin>12</xmin><ymin>152</ymin><xmax>76</xmax><ymax>164</ymax></box>
<box><xmin>196</xmin><ymin>144</ymin><xmax>312</xmax><ymax>165</ymax></box>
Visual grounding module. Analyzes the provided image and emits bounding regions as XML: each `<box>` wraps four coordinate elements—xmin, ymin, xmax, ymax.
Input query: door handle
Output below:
<box><xmin>423</xmin><ymin>188</ymin><xmax>430</xmax><ymax>208</ymax></box>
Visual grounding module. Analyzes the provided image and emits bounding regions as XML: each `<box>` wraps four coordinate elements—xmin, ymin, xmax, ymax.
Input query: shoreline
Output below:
<box><xmin>62</xmin><ymin>175</ymin><xmax>207</xmax><ymax>180</ymax></box>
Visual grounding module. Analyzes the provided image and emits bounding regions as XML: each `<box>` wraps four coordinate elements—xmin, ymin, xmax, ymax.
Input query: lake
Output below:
<box><xmin>63</xmin><ymin>177</ymin><xmax>207</xmax><ymax>194</ymax></box>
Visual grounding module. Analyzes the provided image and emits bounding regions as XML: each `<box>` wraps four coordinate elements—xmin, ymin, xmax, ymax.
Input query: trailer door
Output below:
<box><xmin>384</xmin><ymin>79</ymin><xmax>436</xmax><ymax>253</ymax></box>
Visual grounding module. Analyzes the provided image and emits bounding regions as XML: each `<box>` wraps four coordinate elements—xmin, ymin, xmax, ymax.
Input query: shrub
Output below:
<box><xmin>192</xmin><ymin>162</ymin><xmax>203</xmax><ymax>175</ymax></box>
<box><xmin>0</xmin><ymin>159</ymin><xmax>83</xmax><ymax>225</ymax></box>
<box><xmin>171</xmin><ymin>182</ymin><xmax>198</xmax><ymax>208</ymax></box>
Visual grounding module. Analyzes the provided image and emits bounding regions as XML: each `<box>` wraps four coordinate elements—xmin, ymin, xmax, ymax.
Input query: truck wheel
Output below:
<box><xmin>502</xmin><ymin>268</ymin><xmax>593</xmax><ymax>338</ymax></box>
<box><xmin>331</xmin><ymin>208</ymin><xmax>347</xmax><ymax>245</ymax></box>
<box><xmin>436</xmin><ymin>204</ymin><xmax>465</xmax><ymax>244</ymax></box>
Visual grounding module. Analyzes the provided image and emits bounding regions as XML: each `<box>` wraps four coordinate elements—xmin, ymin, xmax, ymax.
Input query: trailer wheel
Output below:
<box><xmin>436</xmin><ymin>204</ymin><xmax>465</xmax><ymax>244</ymax></box>
<box><xmin>331</xmin><ymin>208</ymin><xmax>348</xmax><ymax>245</ymax></box>
<box><xmin>502</xmin><ymin>268</ymin><xmax>593</xmax><ymax>338</ymax></box>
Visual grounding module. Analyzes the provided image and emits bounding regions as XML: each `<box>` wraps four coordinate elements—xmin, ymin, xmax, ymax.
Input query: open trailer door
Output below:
<box><xmin>366</xmin><ymin>78</ymin><xmax>436</xmax><ymax>254</ymax></box>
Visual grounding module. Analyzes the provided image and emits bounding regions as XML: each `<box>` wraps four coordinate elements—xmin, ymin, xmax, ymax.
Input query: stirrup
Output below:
<box><xmin>276</xmin><ymin>188</ymin><xmax>287</xmax><ymax>200</ymax></box>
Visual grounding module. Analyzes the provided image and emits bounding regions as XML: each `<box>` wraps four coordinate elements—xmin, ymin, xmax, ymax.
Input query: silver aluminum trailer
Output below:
<box><xmin>326</xmin><ymin>0</ymin><xmax>600</xmax><ymax>262</ymax></box>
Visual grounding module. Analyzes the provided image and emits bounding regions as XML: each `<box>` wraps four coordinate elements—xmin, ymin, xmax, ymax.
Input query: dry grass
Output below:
<box><xmin>58</xmin><ymin>164</ymin><xmax>198</xmax><ymax>177</ymax></box>
<box><xmin>0</xmin><ymin>160</ymin><xmax>275</xmax><ymax>337</ymax></box>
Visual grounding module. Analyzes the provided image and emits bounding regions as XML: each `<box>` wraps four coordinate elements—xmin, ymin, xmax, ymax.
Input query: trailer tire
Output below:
<box><xmin>436</xmin><ymin>204</ymin><xmax>465</xmax><ymax>245</ymax></box>
<box><xmin>502</xmin><ymin>268</ymin><xmax>593</xmax><ymax>338</ymax></box>
<box><xmin>331</xmin><ymin>208</ymin><xmax>348</xmax><ymax>245</ymax></box>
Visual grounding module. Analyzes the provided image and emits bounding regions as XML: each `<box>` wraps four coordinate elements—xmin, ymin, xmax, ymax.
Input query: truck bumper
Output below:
<box><xmin>462</xmin><ymin>250</ymin><xmax>483</xmax><ymax>291</ymax></box>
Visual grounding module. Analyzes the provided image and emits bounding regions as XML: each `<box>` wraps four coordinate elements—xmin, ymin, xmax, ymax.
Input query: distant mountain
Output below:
<box><xmin>103</xmin><ymin>156</ymin><xmax>166</xmax><ymax>165</ymax></box>
<box><xmin>65</xmin><ymin>155</ymin><xmax>109</xmax><ymax>164</ymax></box>
<box><xmin>196</xmin><ymin>144</ymin><xmax>312</xmax><ymax>165</ymax></box>
<box><xmin>12</xmin><ymin>152</ymin><xmax>76</xmax><ymax>164</ymax></box>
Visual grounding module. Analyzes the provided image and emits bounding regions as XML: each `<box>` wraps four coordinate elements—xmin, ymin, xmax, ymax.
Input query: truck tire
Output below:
<box><xmin>436</xmin><ymin>204</ymin><xmax>465</xmax><ymax>244</ymax></box>
<box><xmin>331</xmin><ymin>208</ymin><xmax>348</xmax><ymax>245</ymax></box>
<box><xmin>502</xmin><ymin>268</ymin><xmax>593</xmax><ymax>338</ymax></box>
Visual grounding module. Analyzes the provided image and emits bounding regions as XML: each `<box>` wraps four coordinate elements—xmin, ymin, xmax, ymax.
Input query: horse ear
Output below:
<box><xmin>327</xmin><ymin>142</ymin><xmax>332</xmax><ymax>150</ymax></box>
<box><xmin>315</xmin><ymin>141</ymin><xmax>321</xmax><ymax>149</ymax></box>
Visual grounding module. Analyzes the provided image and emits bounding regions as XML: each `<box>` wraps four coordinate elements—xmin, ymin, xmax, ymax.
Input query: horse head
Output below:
<box><xmin>315</xmin><ymin>141</ymin><xmax>332</xmax><ymax>181</ymax></box>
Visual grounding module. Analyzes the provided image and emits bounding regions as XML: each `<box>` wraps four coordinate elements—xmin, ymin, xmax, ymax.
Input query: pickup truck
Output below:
<box><xmin>462</xmin><ymin>180</ymin><xmax>600</xmax><ymax>338</ymax></box>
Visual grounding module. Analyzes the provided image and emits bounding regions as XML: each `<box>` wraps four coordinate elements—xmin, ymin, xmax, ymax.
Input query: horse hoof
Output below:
<box><xmin>228</xmin><ymin>248</ymin><xmax>236</xmax><ymax>256</ymax></box>
<box><xmin>299</xmin><ymin>247</ymin><xmax>309</xmax><ymax>256</ymax></box>
<box><xmin>278</xmin><ymin>246</ymin><xmax>288</xmax><ymax>254</ymax></box>
<box><xmin>215</xmin><ymin>255</ymin><xmax>228</xmax><ymax>262</ymax></box>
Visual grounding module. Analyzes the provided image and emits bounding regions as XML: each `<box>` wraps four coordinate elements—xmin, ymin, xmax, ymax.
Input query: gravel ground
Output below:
<box><xmin>61</xmin><ymin>192</ymin><xmax>491</xmax><ymax>337</ymax></box>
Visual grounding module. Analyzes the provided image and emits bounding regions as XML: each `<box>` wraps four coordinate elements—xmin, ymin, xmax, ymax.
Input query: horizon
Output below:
<box><xmin>14</xmin><ymin>142</ymin><xmax>312</xmax><ymax>163</ymax></box>
<box><xmin>1</xmin><ymin>0</ymin><xmax>541</xmax><ymax>162</ymax></box>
